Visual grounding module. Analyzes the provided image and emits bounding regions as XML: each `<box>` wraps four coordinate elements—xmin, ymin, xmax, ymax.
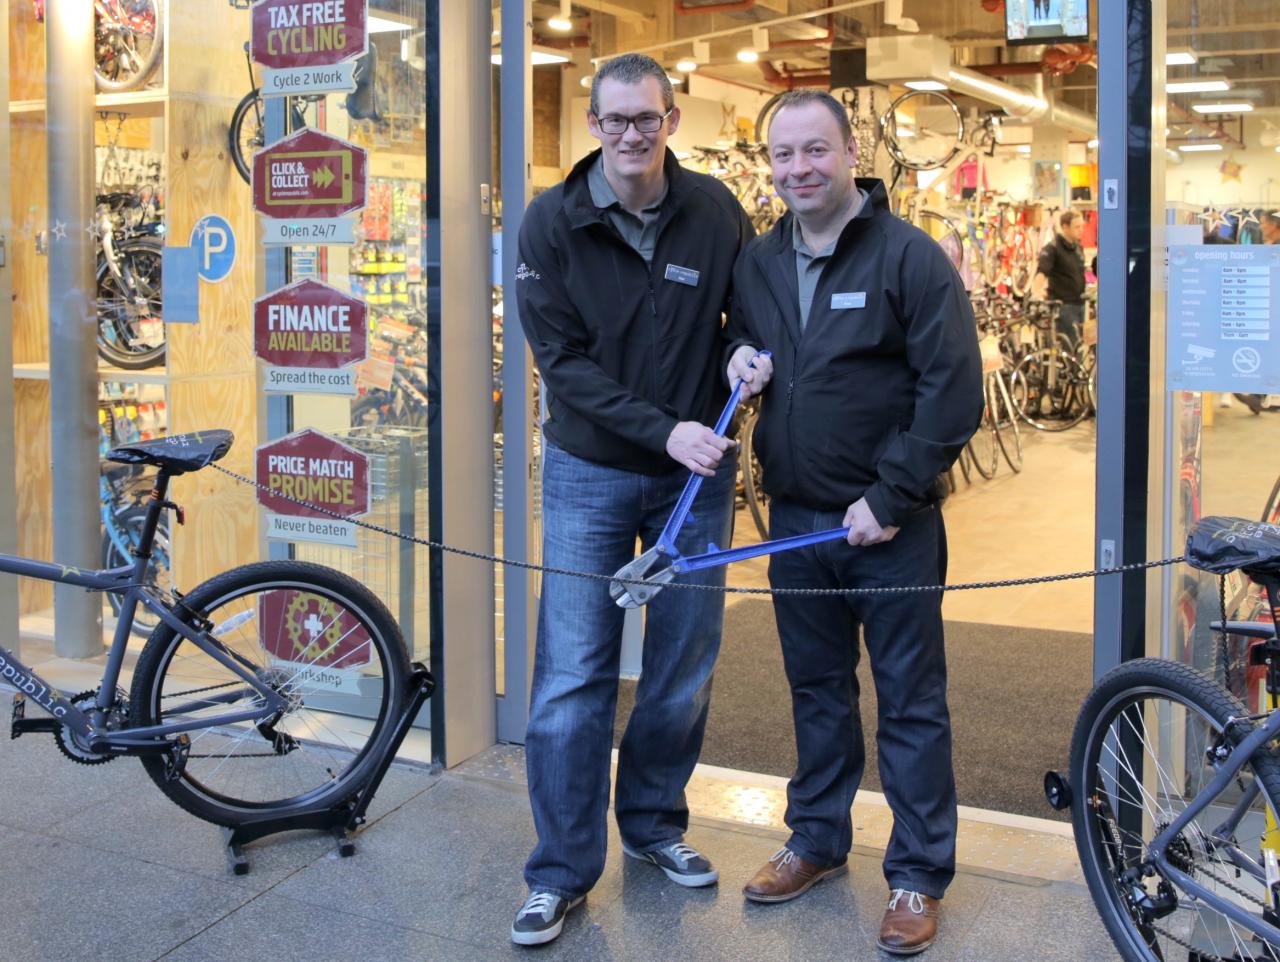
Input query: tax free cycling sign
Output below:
<box><xmin>255</xmin><ymin>279</ymin><xmax>367</xmax><ymax>395</ymax></box>
<box><xmin>256</xmin><ymin>429</ymin><xmax>370</xmax><ymax>547</ymax></box>
<box><xmin>251</xmin><ymin>0</ymin><xmax>368</xmax><ymax>97</ymax></box>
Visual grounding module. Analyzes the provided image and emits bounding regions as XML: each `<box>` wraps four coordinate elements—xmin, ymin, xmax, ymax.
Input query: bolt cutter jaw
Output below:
<box><xmin>609</xmin><ymin>547</ymin><xmax>677</xmax><ymax>609</ymax></box>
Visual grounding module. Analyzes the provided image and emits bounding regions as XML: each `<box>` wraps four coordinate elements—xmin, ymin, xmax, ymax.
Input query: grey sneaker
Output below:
<box><xmin>510</xmin><ymin>890</ymin><xmax>584</xmax><ymax>946</ymax></box>
<box><xmin>621</xmin><ymin>839</ymin><xmax>719</xmax><ymax>887</ymax></box>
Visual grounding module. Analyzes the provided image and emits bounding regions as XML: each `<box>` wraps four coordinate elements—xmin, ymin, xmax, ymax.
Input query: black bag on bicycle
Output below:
<box><xmin>1186</xmin><ymin>515</ymin><xmax>1280</xmax><ymax>586</ymax></box>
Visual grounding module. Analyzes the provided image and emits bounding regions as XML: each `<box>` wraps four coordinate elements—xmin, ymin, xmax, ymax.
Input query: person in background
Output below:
<box><xmin>725</xmin><ymin>89</ymin><xmax>982</xmax><ymax>957</ymax></box>
<box><xmin>509</xmin><ymin>52</ymin><xmax>754</xmax><ymax>947</ymax></box>
<box><xmin>1032</xmin><ymin>208</ymin><xmax>1087</xmax><ymax>346</ymax></box>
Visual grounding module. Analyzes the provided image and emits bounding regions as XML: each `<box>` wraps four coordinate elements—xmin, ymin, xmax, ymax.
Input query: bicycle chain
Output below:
<box><xmin>213</xmin><ymin>464</ymin><xmax>1185</xmax><ymax>597</ymax></box>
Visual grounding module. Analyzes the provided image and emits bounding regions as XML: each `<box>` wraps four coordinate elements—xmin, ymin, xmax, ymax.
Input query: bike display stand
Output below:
<box><xmin>222</xmin><ymin>662</ymin><xmax>436</xmax><ymax>876</ymax></box>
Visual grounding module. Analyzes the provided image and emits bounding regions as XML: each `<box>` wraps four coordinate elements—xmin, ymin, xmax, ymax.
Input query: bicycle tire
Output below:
<box><xmin>94</xmin><ymin>0</ymin><xmax>164</xmax><ymax>93</ymax></box>
<box><xmin>1010</xmin><ymin>347</ymin><xmax>1090</xmax><ymax>432</ymax></box>
<box><xmin>1265</xmin><ymin>473</ymin><xmax>1280</xmax><ymax>526</ymax></box>
<box><xmin>1069</xmin><ymin>658</ymin><xmax>1280</xmax><ymax>962</ymax></box>
<box><xmin>989</xmin><ymin>372</ymin><xmax>1023</xmax><ymax>473</ymax></box>
<box><xmin>741</xmin><ymin>405</ymin><xmax>769</xmax><ymax>540</ymax></box>
<box><xmin>878</xmin><ymin>89</ymin><xmax>964</xmax><ymax>172</ymax></box>
<box><xmin>97</xmin><ymin>236</ymin><xmax>165</xmax><ymax>370</ymax></box>
<box><xmin>918</xmin><ymin>210</ymin><xmax>965</xmax><ymax>275</ymax></box>
<box><xmin>129</xmin><ymin>561</ymin><xmax>411</xmax><ymax>828</ymax></box>
<box><xmin>103</xmin><ymin>504</ymin><xmax>171</xmax><ymax>638</ymax></box>
<box><xmin>966</xmin><ymin>402</ymin><xmax>998</xmax><ymax>480</ymax></box>
<box><xmin>228</xmin><ymin>89</ymin><xmax>263</xmax><ymax>185</ymax></box>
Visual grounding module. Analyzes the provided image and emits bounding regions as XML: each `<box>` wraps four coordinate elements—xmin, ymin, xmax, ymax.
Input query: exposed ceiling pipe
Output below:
<box><xmin>675</xmin><ymin>0</ymin><xmax>756</xmax><ymax>14</ymax></box>
<box><xmin>945</xmin><ymin>64</ymin><xmax>1096</xmax><ymax>135</ymax></box>
<box><xmin>769</xmin><ymin>14</ymin><xmax>835</xmax><ymax>50</ymax></box>
<box><xmin>758</xmin><ymin>60</ymin><xmax>830</xmax><ymax>90</ymax></box>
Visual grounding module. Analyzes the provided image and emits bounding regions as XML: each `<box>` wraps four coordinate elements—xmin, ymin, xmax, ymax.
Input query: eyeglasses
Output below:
<box><xmin>594</xmin><ymin>109</ymin><xmax>673</xmax><ymax>135</ymax></box>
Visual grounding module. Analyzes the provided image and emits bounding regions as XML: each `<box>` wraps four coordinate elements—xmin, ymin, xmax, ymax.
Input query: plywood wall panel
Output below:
<box><xmin>13</xmin><ymin>379</ymin><xmax>51</xmax><ymax>613</ymax></box>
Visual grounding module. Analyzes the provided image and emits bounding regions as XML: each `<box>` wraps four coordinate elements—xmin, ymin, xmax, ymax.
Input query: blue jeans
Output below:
<box><xmin>1057</xmin><ymin>302</ymin><xmax>1084</xmax><ymax>347</ymax></box>
<box><xmin>767</xmin><ymin>499</ymin><xmax>956</xmax><ymax>899</ymax></box>
<box><xmin>523</xmin><ymin>440</ymin><xmax>735</xmax><ymax>900</ymax></box>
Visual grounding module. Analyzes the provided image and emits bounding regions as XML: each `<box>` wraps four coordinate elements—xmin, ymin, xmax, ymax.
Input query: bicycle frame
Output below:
<box><xmin>0</xmin><ymin>473</ymin><xmax>287</xmax><ymax>754</ymax></box>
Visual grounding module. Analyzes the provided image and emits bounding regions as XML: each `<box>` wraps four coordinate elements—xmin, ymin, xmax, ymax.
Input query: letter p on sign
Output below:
<box><xmin>190</xmin><ymin>214</ymin><xmax>237</xmax><ymax>283</ymax></box>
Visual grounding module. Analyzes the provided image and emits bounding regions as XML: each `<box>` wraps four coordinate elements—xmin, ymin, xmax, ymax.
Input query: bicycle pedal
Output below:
<box><xmin>9</xmin><ymin>693</ymin><xmax>24</xmax><ymax>738</ymax></box>
<box><xmin>10</xmin><ymin>693</ymin><xmax>62</xmax><ymax>740</ymax></box>
<box><xmin>163</xmin><ymin>733</ymin><xmax>190</xmax><ymax>782</ymax></box>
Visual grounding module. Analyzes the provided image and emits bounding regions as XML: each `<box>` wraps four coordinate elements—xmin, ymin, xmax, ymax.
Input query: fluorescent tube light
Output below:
<box><xmin>1167</xmin><ymin>79</ymin><xmax>1230</xmax><ymax>93</ymax></box>
<box><xmin>1178</xmin><ymin>143</ymin><xmax>1223</xmax><ymax>152</ymax></box>
<box><xmin>1191</xmin><ymin>102</ymin><xmax>1253</xmax><ymax>114</ymax></box>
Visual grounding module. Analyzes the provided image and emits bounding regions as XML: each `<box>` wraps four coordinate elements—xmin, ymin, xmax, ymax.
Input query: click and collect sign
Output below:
<box><xmin>251</xmin><ymin>0</ymin><xmax>368</xmax><ymax>96</ymax></box>
<box><xmin>1167</xmin><ymin>244</ymin><xmax>1280</xmax><ymax>393</ymax></box>
<box><xmin>253</xmin><ymin>127</ymin><xmax>367</xmax><ymax>245</ymax></box>
<box><xmin>256</xmin><ymin>429</ymin><xmax>370</xmax><ymax>546</ymax></box>
<box><xmin>255</xmin><ymin>279</ymin><xmax>367</xmax><ymax>394</ymax></box>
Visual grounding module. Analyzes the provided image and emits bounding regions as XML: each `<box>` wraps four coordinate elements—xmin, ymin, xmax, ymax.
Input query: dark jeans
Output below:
<box><xmin>523</xmin><ymin>440</ymin><xmax>735</xmax><ymax>900</ymax></box>
<box><xmin>1057</xmin><ymin>301</ymin><xmax>1084</xmax><ymax>347</ymax></box>
<box><xmin>767</xmin><ymin>499</ymin><xmax>957</xmax><ymax>899</ymax></box>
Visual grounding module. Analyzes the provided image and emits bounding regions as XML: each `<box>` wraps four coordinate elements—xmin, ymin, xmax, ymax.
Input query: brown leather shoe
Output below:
<box><xmin>877</xmin><ymin>889</ymin><xmax>940</xmax><ymax>955</ymax></box>
<box><xmin>742</xmin><ymin>847</ymin><xmax>848</xmax><ymax>903</ymax></box>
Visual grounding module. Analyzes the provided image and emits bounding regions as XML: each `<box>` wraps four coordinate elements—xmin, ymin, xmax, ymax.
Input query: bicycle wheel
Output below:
<box><xmin>878</xmin><ymin>89</ymin><xmax>964</xmax><ymax>172</ymax></box>
<box><xmin>103</xmin><ymin>504</ymin><xmax>171</xmax><ymax>638</ymax></box>
<box><xmin>919</xmin><ymin>210</ymin><xmax>965</xmax><ymax>274</ymax></box>
<box><xmin>95</xmin><ymin>0</ymin><xmax>164</xmax><ymax>92</ymax></box>
<box><xmin>129</xmin><ymin>561</ymin><xmax>411</xmax><ymax>827</ymax></box>
<box><xmin>97</xmin><ymin>237</ymin><xmax>165</xmax><ymax>370</ymax></box>
<box><xmin>1069</xmin><ymin>658</ymin><xmax>1280</xmax><ymax>962</ymax></box>
<box><xmin>741</xmin><ymin>405</ymin><xmax>769</xmax><ymax>540</ymax></box>
<box><xmin>966</xmin><ymin>401</ymin><xmax>998</xmax><ymax>480</ymax></box>
<box><xmin>1010</xmin><ymin>346</ymin><xmax>1090</xmax><ymax>432</ymax></box>
<box><xmin>990</xmin><ymin>371</ymin><xmax>1023</xmax><ymax>473</ymax></box>
<box><xmin>1264</xmin><ymin>473</ymin><xmax>1280</xmax><ymax>526</ymax></box>
<box><xmin>228</xmin><ymin>89</ymin><xmax>264</xmax><ymax>185</ymax></box>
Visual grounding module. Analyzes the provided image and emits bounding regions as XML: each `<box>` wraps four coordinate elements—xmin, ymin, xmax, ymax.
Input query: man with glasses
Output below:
<box><xmin>510</xmin><ymin>52</ymin><xmax>754</xmax><ymax>946</ymax></box>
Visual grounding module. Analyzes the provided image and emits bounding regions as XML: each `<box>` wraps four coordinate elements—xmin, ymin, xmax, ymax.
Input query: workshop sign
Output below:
<box><xmin>253</xmin><ymin>127</ymin><xmax>367</xmax><ymax>245</ymax></box>
<box><xmin>256</xmin><ymin>429</ymin><xmax>370</xmax><ymax>546</ymax></box>
<box><xmin>259</xmin><ymin>587</ymin><xmax>372</xmax><ymax>682</ymax></box>
<box><xmin>255</xmin><ymin>279</ymin><xmax>367</xmax><ymax>395</ymax></box>
<box><xmin>251</xmin><ymin>0</ymin><xmax>368</xmax><ymax>96</ymax></box>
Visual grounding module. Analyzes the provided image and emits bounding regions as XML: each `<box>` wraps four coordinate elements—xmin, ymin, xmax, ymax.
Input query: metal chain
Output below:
<box><xmin>213</xmin><ymin>464</ymin><xmax>1185</xmax><ymax>597</ymax></box>
<box><xmin>1220</xmin><ymin>573</ymin><xmax>1232</xmax><ymax>694</ymax></box>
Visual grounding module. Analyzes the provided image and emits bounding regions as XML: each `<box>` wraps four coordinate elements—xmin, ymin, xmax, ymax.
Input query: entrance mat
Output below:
<box><xmin>615</xmin><ymin>598</ymin><xmax>1091</xmax><ymax>821</ymax></box>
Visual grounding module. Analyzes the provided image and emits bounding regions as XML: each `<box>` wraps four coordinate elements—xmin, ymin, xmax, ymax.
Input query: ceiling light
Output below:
<box><xmin>368</xmin><ymin>13</ymin><xmax>414</xmax><ymax>33</ymax></box>
<box><xmin>1167</xmin><ymin>78</ymin><xmax>1230</xmax><ymax>93</ymax></box>
<box><xmin>896</xmin><ymin>128</ymin><xmax>916</xmax><ymax>138</ymax></box>
<box><xmin>667</xmin><ymin>74</ymin><xmax>684</xmax><ymax>85</ymax></box>
<box><xmin>580</xmin><ymin>74</ymin><xmax>592</xmax><ymax>88</ymax></box>
<box><xmin>1192</xmin><ymin>102</ymin><xmax>1253</xmax><ymax>114</ymax></box>
<box><xmin>491</xmin><ymin>47</ymin><xmax>571</xmax><ymax>66</ymax></box>
<box><xmin>1166</xmin><ymin>48</ymin><xmax>1197</xmax><ymax>66</ymax></box>
<box><xmin>1016</xmin><ymin>145</ymin><xmax>1031</xmax><ymax>154</ymax></box>
<box><xmin>737</xmin><ymin>48</ymin><xmax>759</xmax><ymax>63</ymax></box>
<box><xmin>904</xmin><ymin>80</ymin><xmax>948</xmax><ymax>91</ymax></box>
<box><xmin>1178</xmin><ymin>143</ymin><xmax>1223</xmax><ymax>152</ymax></box>
<box><xmin>547</xmin><ymin>0</ymin><xmax>571</xmax><ymax>32</ymax></box>
<box><xmin>676</xmin><ymin>59</ymin><xmax>698</xmax><ymax>73</ymax></box>
<box><xmin>1088</xmin><ymin>138</ymin><xmax>1099</xmax><ymax>148</ymax></box>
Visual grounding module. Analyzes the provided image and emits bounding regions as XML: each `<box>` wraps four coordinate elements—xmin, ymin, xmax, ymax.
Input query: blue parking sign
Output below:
<box><xmin>190</xmin><ymin>214</ymin><xmax>236</xmax><ymax>283</ymax></box>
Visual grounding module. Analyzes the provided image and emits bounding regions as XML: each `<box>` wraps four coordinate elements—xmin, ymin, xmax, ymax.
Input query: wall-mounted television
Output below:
<box><xmin>1006</xmin><ymin>0</ymin><xmax>1090</xmax><ymax>47</ymax></box>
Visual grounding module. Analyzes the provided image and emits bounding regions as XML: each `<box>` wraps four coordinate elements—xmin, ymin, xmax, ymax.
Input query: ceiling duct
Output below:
<box><xmin>866</xmin><ymin>34</ymin><xmax>1096</xmax><ymax>137</ymax></box>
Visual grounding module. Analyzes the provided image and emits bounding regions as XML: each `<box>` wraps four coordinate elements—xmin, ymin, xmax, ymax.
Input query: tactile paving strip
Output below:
<box><xmin>456</xmin><ymin>746</ymin><xmax>1084</xmax><ymax>885</ymax></box>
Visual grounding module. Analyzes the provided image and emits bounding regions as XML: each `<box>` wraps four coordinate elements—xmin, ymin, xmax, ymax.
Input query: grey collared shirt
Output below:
<box><xmin>588</xmin><ymin>156</ymin><xmax>667</xmax><ymax>265</ymax></box>
<box><xmin>794</xmin><ymin>189</ymin><xmax>867</xmax><ymax>331</ymax></box>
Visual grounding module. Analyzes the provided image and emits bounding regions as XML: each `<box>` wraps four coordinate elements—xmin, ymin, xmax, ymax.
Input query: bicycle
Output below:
<box><xmin>738</xmin><ymin>398</ymin><xmax>768</xmax><ymax>540</ymax></box>
<box><xmin>1009</xmin><ymin>300</ymin><xmax>1092</xmax><ymax>432</ymax></box>
<box><xmin>228</xmin><ymin>40</ymin><xmax>324</xmax><ymax>185</ymax></box>
<box><xmin>2</xmin><ymin>430</ymin><xmax>414</xmax><ymax>830</ymax></box>
<box><xmin>94</xmin><ymin>0</ymin><xmax>164</xmax><ymax>92</ymax></box>
<box><xmin>95</xmin><ymin>189</ymin><xmax>166</xmax><ymax>370</ymax></box>
<box><xmin>1056</xmin><ymin>515</ymin><xmax>1280</xmax><ymax>962</ymax></box>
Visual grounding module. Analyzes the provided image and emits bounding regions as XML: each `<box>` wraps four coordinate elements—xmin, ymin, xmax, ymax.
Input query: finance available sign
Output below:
<box><xmin>253</xmin><ymin>128</ymin><xmax>367</xmax><ymax>244</ymax></box>
<box><xmin>256</xmin><ymin>429</ymin><xmax>370</xmax><ymax>546</ymax></box>
<box><xmin>255</xmin><ymin>279</ymin><xmax>367</xmax><ymax>394</ymax></box>
<box><xmin>251</xmin><ymin>0</ymin><xmax>368</xmax><ymax>96</ymax></box>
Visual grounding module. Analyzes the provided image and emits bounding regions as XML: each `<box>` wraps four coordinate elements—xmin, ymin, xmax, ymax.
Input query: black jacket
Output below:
<box><xmin>515</xmin><ymin>149</ymin><xmax>754</xmax><ymax>474</ymax></box>
<box><xmin>1036</xmin><ymin>233</ymin><xmax>1086</xmax><ymax>304</ymax></box>
<box><xmin>726</xmin><ymin>180</ymin><xmax>982</xmax><ymax>526</ymax></box>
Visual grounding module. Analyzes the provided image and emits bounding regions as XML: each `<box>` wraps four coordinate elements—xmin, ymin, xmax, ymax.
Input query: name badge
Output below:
<box><xmin>664</xmin><ymin>264</ymin><xmax>701</xmax><ymax>287</ymax></box>
<box><xmin>831</xmin><ymin>292</ymin><xmax>867</xmax><ymax>310</ymax></box>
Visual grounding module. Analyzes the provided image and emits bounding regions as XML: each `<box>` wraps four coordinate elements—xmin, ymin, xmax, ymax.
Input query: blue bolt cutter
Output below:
<box><xmin>608</xmin><ymin>351</ymin><xmax>851</xmax><ymax>608</ymax></box>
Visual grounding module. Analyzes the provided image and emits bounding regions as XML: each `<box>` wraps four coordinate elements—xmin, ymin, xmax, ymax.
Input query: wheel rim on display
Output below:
<box><xmin>97</xmin><ymin>240</ymin><xmax>166</xmax><ymax>369</ymax></box>
<box><xmin>1074</xmin><ymin>680</ymin><xmax>1280</xmax><ymax>962</ymax></box>
<box><xmin>94</xmin><ymin>0</ymin><xmax>164</xmax><ymax>92</ymax></box>
<box><xmin>134</xmin><ymin>575</ymin><xmax>399</xmax><ymax>816</ymax></box>
<box><xmin>879</xmin><ymin>89</ymin><xmax>964</xmax><ymax>172</ymax></box>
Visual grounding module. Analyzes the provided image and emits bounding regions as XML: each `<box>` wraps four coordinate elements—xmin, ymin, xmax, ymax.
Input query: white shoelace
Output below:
<box><xmin>666</xmin><ymin>841</ymin><xmax>701</xmax><ymax>865</ymax></box>
<box><xmin>887</xmin><ymin>889</ymin><xmax>927</xmax><ymax>914</ymax></box>
<box><xmin>518</xmin><ymin>892</ymin><xmax>559</xmax><ymax>920</ymax></box>
<box><xmin>768</xmin><ymin>847</ymin><xmax>796</xmax><ymax>868</ymax></box>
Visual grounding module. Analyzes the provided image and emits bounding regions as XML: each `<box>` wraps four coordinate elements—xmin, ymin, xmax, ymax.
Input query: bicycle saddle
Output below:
<box><xmin>1186</xmin><ymin>516</ymin><xmax>1280</xmax><ymax>587</ymax></box>
<box><xmin>106</xmin><ymin>430</ymin><xmax>234</xmax><ymax>476</ymax></box>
